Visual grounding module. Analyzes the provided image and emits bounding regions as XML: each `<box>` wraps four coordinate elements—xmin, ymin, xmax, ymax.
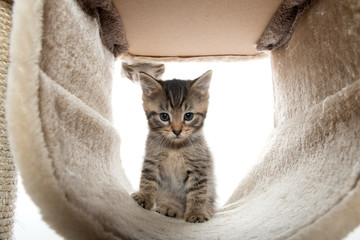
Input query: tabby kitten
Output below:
<box><xmin>131</xmin><ymin>70</ymin><xmax>216</xmax><ymax>223</ymax></box>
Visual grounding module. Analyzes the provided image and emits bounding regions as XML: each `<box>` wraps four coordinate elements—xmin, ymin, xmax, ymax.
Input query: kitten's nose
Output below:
<box><xmin>173</xmin><ymin>130</ymin><xmax>182</xmax><ymax>136</ymax></box>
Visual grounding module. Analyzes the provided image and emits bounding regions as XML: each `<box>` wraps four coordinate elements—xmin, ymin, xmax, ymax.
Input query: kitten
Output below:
<box><xmin>131</xmin><ymin>70</ymin><xmax>216</xmax><ymax>223</ymax></box>
<box><xmin>122</xmin><ymin>62</ymin><xmax>165</xmax><ymax>82</ymax></box>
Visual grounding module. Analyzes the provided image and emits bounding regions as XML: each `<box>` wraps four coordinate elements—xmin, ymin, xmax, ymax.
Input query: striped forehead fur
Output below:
<box><xmin>162</xmin><ymin>79</ymin><xmax>191</xmax><ymax>109</ymax></box>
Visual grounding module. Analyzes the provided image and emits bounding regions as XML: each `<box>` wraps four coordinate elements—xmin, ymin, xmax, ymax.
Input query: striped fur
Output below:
<box><xmin>131</xmin><ymin>71</ymin><xmax>216</xmax><ymax>223</ymax></box>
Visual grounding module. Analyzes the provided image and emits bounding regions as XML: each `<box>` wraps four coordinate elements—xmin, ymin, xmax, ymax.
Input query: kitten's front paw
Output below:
<box><xmin>155</xmin><ymin>204</ymin><xmax>183</xmax><ymax>218</ymax></box>
<box><xmin>131</xmin><ymin>192</ymin><xmax>154</xmax><ymax>210</ymax></box>
<box><xmin>184</xmin><ymin>211</ymin><xmax>210</xmax><ymax>223</ymax></box>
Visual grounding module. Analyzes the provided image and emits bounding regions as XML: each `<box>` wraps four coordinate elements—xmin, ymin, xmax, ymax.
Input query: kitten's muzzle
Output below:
<box><xmin>173</xmin><ymin>130</ymin><xmax>182</xmax><ymax>136</ymax></box>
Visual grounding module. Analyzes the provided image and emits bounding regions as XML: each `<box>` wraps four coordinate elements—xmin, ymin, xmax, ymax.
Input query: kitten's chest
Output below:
<box><xmin>159</xmin><ymin>150</ymin><xmax>187</xmax><ymax>186</ymax></box>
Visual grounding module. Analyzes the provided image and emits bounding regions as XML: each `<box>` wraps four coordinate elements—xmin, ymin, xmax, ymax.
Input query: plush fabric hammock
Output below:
<box><xmin>4</xmin><ymin>0</ymin><xmax>360</xmax><ymax>239</ymax></box>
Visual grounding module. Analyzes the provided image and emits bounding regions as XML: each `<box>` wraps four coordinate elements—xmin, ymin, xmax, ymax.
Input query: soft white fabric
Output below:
<box><xmin>6</xmin><ymin>0</ymin><xmax>360</xmax><ymax>239</ymax></box>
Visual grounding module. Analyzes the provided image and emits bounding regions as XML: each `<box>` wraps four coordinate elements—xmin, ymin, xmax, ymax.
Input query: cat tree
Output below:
<box><xmin>2</xmin><ymin>0</ymin><xmax>360</xmax><ymax>239</ymax></box>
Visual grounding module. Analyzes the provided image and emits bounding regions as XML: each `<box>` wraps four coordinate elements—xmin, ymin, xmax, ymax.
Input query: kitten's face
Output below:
<box><xmin>139</xmin><ymin>71</ymin><xmax>212</xmax><ymax>145</ymax></box>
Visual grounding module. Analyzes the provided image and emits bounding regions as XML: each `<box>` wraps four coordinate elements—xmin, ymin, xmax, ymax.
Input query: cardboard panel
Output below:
<box><xmin>113</xmin><ymin>0</ymin><xmax>282</xmax><ymax>57</ymax></box>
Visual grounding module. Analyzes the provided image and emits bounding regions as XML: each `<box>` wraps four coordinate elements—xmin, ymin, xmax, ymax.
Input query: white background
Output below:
<box><xmin>14</xmin><ymin>58</ymin><xmax>360</xmax><ymax>239</ymax></box>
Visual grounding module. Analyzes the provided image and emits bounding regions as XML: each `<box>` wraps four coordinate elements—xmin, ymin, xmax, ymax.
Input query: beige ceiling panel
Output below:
<box><xmin>113</xmin><ymin>0</ymin><xmax>282</xmax><ymax>57</ymax></box>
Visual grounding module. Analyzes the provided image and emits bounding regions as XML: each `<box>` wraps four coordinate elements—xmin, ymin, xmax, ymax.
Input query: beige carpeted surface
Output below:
<box><xmin>5</xmin><ymin>0</ymin><xmax>360</xmax><ymax>239</ymax></box>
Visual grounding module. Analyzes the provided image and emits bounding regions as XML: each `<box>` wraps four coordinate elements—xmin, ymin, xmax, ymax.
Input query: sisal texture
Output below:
<box><xmin>0</xmin><ymin>0</ymin><xmax>16</xmax><ymax>239</ymax></box>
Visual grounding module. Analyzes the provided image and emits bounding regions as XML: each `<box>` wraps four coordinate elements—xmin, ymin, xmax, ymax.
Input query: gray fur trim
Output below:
<box><xmin>256</xmin><ymin>0</ymin><xmax>317</xmax><ymax>51</ymax></box>
<box><xmin>75</xmin><ymin>0</ymin><xmax>128</xmax><ymax>57</ymax></box>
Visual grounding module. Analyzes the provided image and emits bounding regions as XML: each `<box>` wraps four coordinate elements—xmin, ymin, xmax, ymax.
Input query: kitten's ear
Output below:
<box><xmin>121</xmin><ymin>63</ymin><xmax>136</xmax><ymax>82</ymax></box>
<box><xmin>192</xmin><ymin>70</ymin><xmax>212</xmax><ymax>95</ymax></box>
<box><xmin>139</xmin><ymin>72</ymin><xmax>162</xmax><ymax>96</ymax></box>
<box><xmin>153</xmin><ymin>64</ymin><xmax>165</xmax><ymax>79</ymax></box>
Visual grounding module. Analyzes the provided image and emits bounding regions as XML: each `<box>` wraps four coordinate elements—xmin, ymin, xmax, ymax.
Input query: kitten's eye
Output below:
<box><xmin>159</xmin><ymin>113</ymin><xmax>170</xmax><ymax>122</ymax></box>
<box><xmin>184</xmin><ymin>112</ymin><xmax>194</xmax><ymax>121</ymax></box>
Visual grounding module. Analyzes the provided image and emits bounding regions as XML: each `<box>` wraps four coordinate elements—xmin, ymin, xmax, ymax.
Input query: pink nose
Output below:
<box><xmin>173</xmin><ymin>130</ymin><xmax>182</xmax><ymax>136</ymax></box>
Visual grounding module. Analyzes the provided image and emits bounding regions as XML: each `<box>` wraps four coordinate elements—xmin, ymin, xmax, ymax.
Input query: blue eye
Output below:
<box><xmin>184</xmin><ymin>112</ymin><xmax>194</xmax><ymax>121</ymax></box>
<box><xmin>160</xmin><ymin>113</ymin><xmax>170</xmax><ymax>121</ymax></box>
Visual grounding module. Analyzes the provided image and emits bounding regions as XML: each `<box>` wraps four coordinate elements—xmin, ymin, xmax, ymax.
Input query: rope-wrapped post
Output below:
<box><xmin>0</xmin><ymin>0</ymin><xmax>16</xmax><ymax>239</ymax></box>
